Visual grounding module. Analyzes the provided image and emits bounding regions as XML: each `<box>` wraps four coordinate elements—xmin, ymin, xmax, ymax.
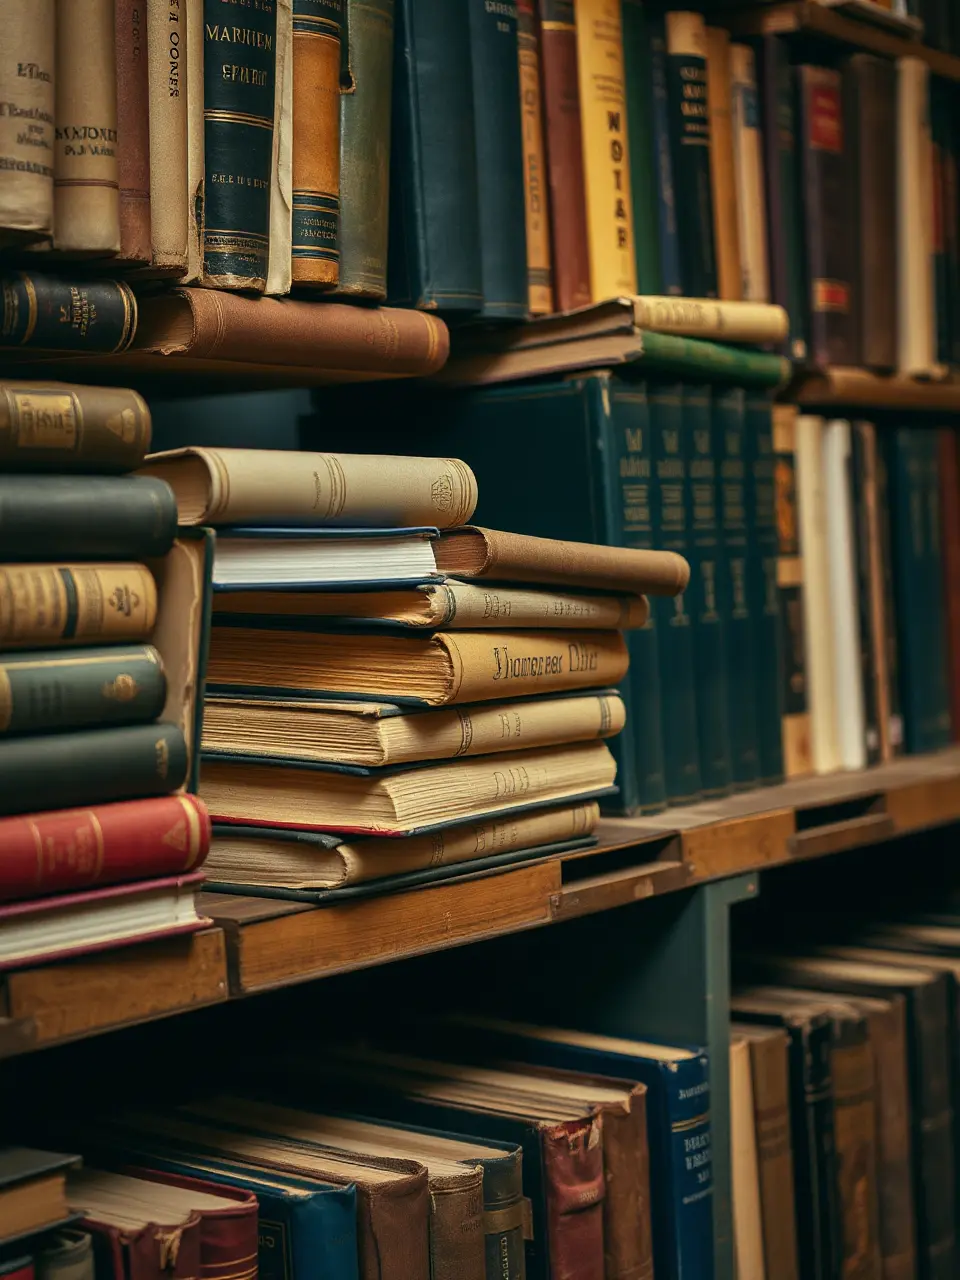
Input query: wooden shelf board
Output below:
<box><xmin>788</xmin><ymin>366</ymin><xmax>960</xmax><ymax>411</ymax></box>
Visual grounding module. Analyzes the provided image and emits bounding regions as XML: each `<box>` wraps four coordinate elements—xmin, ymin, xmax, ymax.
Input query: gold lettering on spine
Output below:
<box><xmin>177</xmin><ymin>795</ymin><xmax>204</xmax><ymax>866</ymax></box>
<box><xmin>7</xmin><ymin>390</ymin><xmax>79</xmax><ymax>449</ymax></box>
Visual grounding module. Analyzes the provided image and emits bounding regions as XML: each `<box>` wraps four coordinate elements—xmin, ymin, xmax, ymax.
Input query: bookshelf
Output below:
<box><xmin>790</xmin><ymin>365</ymin><xmax>960</xmax><ymax>409</ymax></box>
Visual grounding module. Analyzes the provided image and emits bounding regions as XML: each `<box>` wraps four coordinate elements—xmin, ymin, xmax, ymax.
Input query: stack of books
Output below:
<box><xmin>139</xmin><ymin>444</ymin><xmax>688</xmax><ymax>893</ymax></box>
<box><xmin>0</xmin><ymin>379</ymin><xmax>212</xmax><ymax>970</ymax></box>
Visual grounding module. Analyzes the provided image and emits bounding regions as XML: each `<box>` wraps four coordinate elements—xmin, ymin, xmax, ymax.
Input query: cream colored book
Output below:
<box><xmin>705</xmin><ymin>27</ymin><xmax>742</xmax><ymax>301</ymax></box>
<box><xmin>730</xmin><ymin>1035</ymin><xmax>767</xmax><ymax>1280</ymax></box>
<box><xmin>795</xmin><ymin>415</ymin><xmax>840</xmax><ymax>773</ymax></box>
<box><xmin>66</xmin><ymin>1169</ymin><xmax>239</xmax><ymax>1229</ymax></box>
<box><xmin>0</xmin><ymin>0</ymin><xmax>55</xmax><ymax>244</ymax></box>
<box><xmin>139</xmin><ymin>447</ymin><xmax>478</xmax><ymax>529</ymax></box>
<box><xmin>730</xmin><ymin>43</ymin><xmax>769</xmax><ymax>302</ymax></box>
<box><xmin>896</xmin><ymin>58</ymin><xmax>938</xmax><ymax>377</ymax></box>
<box><xmin>147</xmin><ymin>0</ymin><xmax>189</xmax><ymax>272</ymax></box>
<box><xmin>202</xmin><ymin>689</ymin><xmax>626</xmax><ymax>765</ymax></box>
<box><xmin>184</xmin><ymin>0</ymin><xmax>204</xmax><ymax>282</ymax></box>
<box><xmin>199</xmin><ymin>738</ymin><xmax>618</xmax><ymax>833</ymax></box>
<box><xmin>207</xmin><ymin>628</ymin><xmax>630</xmax><ymax>705</ymax></box>
<box><xmin>266</xmin><ymin>0</ymin><xmax>293</xmax><ymax>296</ymax></box>
<box><xmin>211</xmin><ymin>580</ymin><xmax>649</xmax><ymax>631</ymax></box>
<box><xmin>205</xmin><ymin>801</ymin><xmax>600</xmax><ymax>888</ymax></box>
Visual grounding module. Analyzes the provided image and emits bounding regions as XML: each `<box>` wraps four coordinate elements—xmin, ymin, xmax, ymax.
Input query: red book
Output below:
<box><xmin>542</xmin><ymin>1117</ymin><xmax>605</xmax><ymax>1280</ymax></box>
<box><xmin>938</xmin><ymin>429</ymin><xmax>960</xmax><ymax>739</ymax></box>
<box><xmin>0</xmin><ymin>795</ymin><xmax>210</xmax><ymax>903</ymax></box>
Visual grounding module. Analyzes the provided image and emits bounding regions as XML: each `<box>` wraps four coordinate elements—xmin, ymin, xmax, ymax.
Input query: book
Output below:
<box><xmin>206</xmin><ymin>800</ymin><xmax>599</xmax><ymax>887</ymax></box>
<box><xmin>0</xmin><ymin>1149</ymin><xmax>80</xmax><ymax>1246</ymax></box>
<box><xmin>538</xmin><ymin>0</ymin><xmax>591</xmax><ymax>312</ymax></box>
<box><xmin>141</xmin><ymin>446</ymin><xmax>476</xmax><ymax>529</ymax></box>
<box><xmin>0</xmin><ymin>872</ymin><xmax>207</xmax><ymax>969</ymax></box>
<box><xmin>0</xmin><ymin>1261</ymin><xmax>33</xmax><ymax>1280</ymax></box>
<box><xmin>0</xmin><ymin>274</ymin><xmax>136</xmax><ymax>354</ymax></box>
<box><xmin>622</xmin><ymin>0</ymin><xmax>663</xmax><ymax>295</ymax></box>
<box><xmin>664</xmin><ymin>12</ymin><xmax>716</xmax><ymax>298</ymax></box>
<box><xmin>201</xmin><ymin>738</ymin><xmax>617</xmax><ymax>833</ymax></box>
<box><xmin>772</xmin><ymin>405</ymin><xmax>812</xmax><ymax>778</ymax></box>
<box><xmin>731</xmin><ymin>1025</ymin><xmax>800</xmax><ymax>1280</ymax></box>
<box><xmin>34</xmin><ymin>1231</ymin><xmax>92</xmax><ymax>1280</ymax></box>
<box><xmin>113</xmin><ymin>0</ymin><xmax>151</xmax><ymax>264</ymax></box>
<box><xmin>844</xmin><ymin>54</ymin><xmax>897</xmax><ymax>371</ymax></box>
<box><xmin>386</xmin><ymin>0</ymin><xmax>481</xmax><ymax>314</ymax></box>
<box><xmin>730</xmin><ymin>43</ymin><xmax>769</xmax><ymax>302</ymax></box>
<box><xmin>128</xmin><ymin>288</ymin><xmax>449</xmax><ymax>378</ymax></box>
<box><xmin>874</xmin><ymin>439</ymin><xmax>905</xmax><ymax>759</ymax></box>
<box><xmin>147</xmin><ymin>0</ymin><xmax>188</xmax><ymax>274</ymax></box>
<box><xmin>0</xmin><ymin>383</ymin><xmax>151</xmax><ymax>473</ymax></box>
<box><xmin>517</xmin><ymin>0</ymin><xmax>553</xmax><ymax>316</ymax></box>
<box><xmin>575</xmin><ymin>0</ymin><xmax>636</xmax><ymax>301</ymax></box>
<box><xmin>0</xmin><ymin>476</ymin><xmax>176</xmax><ymax>561</ymax></box>
<box><xmin>647</xmin><ymin>14</ymin><xmax>681</xmax><ymax>295</ymax></box>
<box><xmin>333</xmin><ymin>0</ymin><xmax>394</xmax><ymax>300</ymax></box>
<box><xmin>931</xmin><ymin>78</ymin><xmax>951</xmax><ymax>371</ymax></box>
<box><xmin>265</xmin><ymin>0</ymin><xmax>293</xmax><ymax>297</ymax></box>
<box><xmin>211</xmin><ymin>581</ymin><xmax>649</xmax><ymax>630</ymax></box>
<box><xmin>850</xmin><ymin>423</ymin><xmax>883</xmax><ymax>764</ymax></box>
<box><xmin>0</xmin><ymin>563</ymin><xmax>157</xmax><ymax>649</ymax></box>
<box><xmin>729</xmin><ymin>1033</ymin><xmax>765</xmax><ymax>1280</ymax></box>
<box><xmin>185</xmin><ymin>0</ymin><xmax>204</xmax><ymax>282</ymax></box>
<box><xmin>202</xmin><ymin>689</ymin><xmax>625</xmax><ymax>765</ymax></box>
<box><xmin>290</xmin><ymin>1</ymin><xmax>342</xmax><ymax>287</ymax></box>
<box><xmin>705</xmin><ymin>25</ymin><xmax>741</xmax><ymax>301</ymax></box>
<box><xmin>797</xmin><ymin>64</ymin><xmax>855</xmax><ymax>367</ymax></box>
<box><xmin>207</xmin><ymin>626</ymin><xmax>629</xmax><ymax>704</ymax></box>
<box><xmin>211</xmin><ymin>528</ymin><xmax>438</xmax><ymax>589</ymax></box>
<box><xmin>0</xmin><ymin>1</ymin><xmax>55</xmax><ymax>244</ymax></box>
<box><xmin>0</xmin><ymin>722</ymin><xmax>188</xmax><ymax>816</ymax></box>
<box><xmin>0</xmin><ymin>794</ymin><xmax>209</xmax><ymax>903</ymax></box>
<box><xmin>896</xmin><ymin>58</ymin><xmax>937</xmax><ymax>376</ymax></box>
<box><xmin>939</xmin><ymin>429</ymin><xmax>960</xmax><ymax>740</ymax></box>
<box><xmin>53</xmin><ymin>0</ymin><xmax>120</xmax><ymax>255</ymax></box>
<box><xmin>745</xmin><ymin>390</ymin><xmax>783</xmax><ymax>785</ymax></box>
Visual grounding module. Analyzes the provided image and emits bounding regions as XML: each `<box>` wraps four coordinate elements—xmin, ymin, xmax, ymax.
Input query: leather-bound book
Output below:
<box><xmin>53</xmin><ymin>0</ymin><xmax>120</xmax><ymax>255</ymax></box>
<box><xmin>729</xmin><ymin>1034</ymin><xmax>765</xmax><ymax>1280</ymax></box>
<box><xmin>333</xmin><ymin>0</ymin><xmax>395</xmax><ymax>300</ymax></box>
<box><xmin>517</xmin><ymin>0</ymin><xmax>553</xmax><ymax>316</ymax></box>
<box><xmin>114</xmin><ymin>0</ymin><xmax>151</xmax><ymax>264</ymax></box>
<box><xmin>0</xmin><ymin>274</ymin><xmax>136</xmax><ymax>354</ymax></box>
<box><xmin>146</xmin><ymin>0</ymin><xmax>188</xmax><ymax>275</ymax></box>
<box><xmin>0</xmin><ymin>563</ymin><xmax>157</xmax><ymax>649</ymax></box>
<box><xmin>622</xmin><ymin>0</ymin><xmax>662</xmax><ymax>295</ymax></box>
<box><xmin>705</xmin><ymin>26</ymin><xmax>741</xmax><ymax>301</ymax></box>
<box><xmin>539</xmin><ymin>1</ymin><xmax>591</xmax><ymax>311</ymax></box>
<box><xmin>844</xmin><ymin>55</ymin><xmax>897</xmax><ymax>372</ymax></box>
<box><xmin>938</xmin><ymin>428</ymin><xmax>960</xmax><ymax>740</ymax></box>
<box><xmin>0</xmin><ymin>383</ymin><xmax>151</xmax><ymax>473</ymax></box>
<box><xmin>850</xmin><ymin>422</ymin><xmax>885</xmax><ymax>765</ymax></box>
<box><xmin>185</xmin><ymin>0</ymin><xmax>204</xmax><ymax>282</ymax></box>
<box><xmin>875</xmin><ymin>442</ymin><xmax>905</xmax><ymax>759</ymax></box>
<box><xmin>896</xmin><ymin>58</ymin><xmax>937</xmax><ymax>378</ymax></box>
<box><xmin>772</xmin><ymin>404</ymin><xmax>812</xmax><ymax>778</ymax></box>
<box><xmin>796</xmin><ymin>65</ymin><xmax>855</xmax><ymax>367</ymax></box>
<box><xmin>0</xmin><ymin>1</ymin><xmax>55</xmax><ymax>245</ymax></box>
<box><xmin>0</xmin><ymin>1149</ymin><xmax>80</xmax><ymax>1245</ymax></box>
<box><xmin>291</xmin><ymin>1</ymin><xmax>343</xmax><ymax>288</ymax></box>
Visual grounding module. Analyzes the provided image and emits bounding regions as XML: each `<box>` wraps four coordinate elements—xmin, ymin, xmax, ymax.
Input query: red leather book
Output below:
<box><xmin>0</xmin><ymin>796</ymin><xmax>210</xmax><ymax>903</ymax></box>
<box><xmin>114</xmin><ymin>0</ymin><xmax>152</xmax><ymax>263</ymax></box>
<box><xmin>938</xmin><ymin>428</ymin><xmax>960</xmax><ymax>739</ymax></box>
<box><xmin>537</xmin><ymin>0</ymin><xmax>592</xmax><ymax>313</ymax></box>
<box><xmin>541</xmin><ymin>1117</ymin><xmax>605</xmax><ymax>1280</ymax></box>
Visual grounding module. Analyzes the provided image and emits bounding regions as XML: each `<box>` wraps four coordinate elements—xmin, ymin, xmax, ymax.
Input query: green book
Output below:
<box><xmin>622</xmin><ymin>0</ymin><xmax>663</xmax><ymax>293</ymax></box>
<box><xmin>634</xmin><ymin>331</ymin><xmax>789</xmax><ymax>385</ymax></box>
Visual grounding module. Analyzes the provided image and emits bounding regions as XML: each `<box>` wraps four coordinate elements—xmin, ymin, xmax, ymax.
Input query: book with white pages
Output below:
<box><xmin>212</xmin><ymin>527</ymin><xmax>439</xmax><ymax>590</ymax></box>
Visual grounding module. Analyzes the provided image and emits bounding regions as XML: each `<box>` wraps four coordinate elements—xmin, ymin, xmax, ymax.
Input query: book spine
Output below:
<box><xmin>468</xmin><ymin>0</ymin><xmax>528</xmax><ymax>321</ymax></box>
<box><xmin>427</xmin><ymin>1174</ymin><xmax>485</xmax><ymax>1280</ymax></box>
<box><xmin>0</xmin><ymin>383</ymin><xmax>151</xmax><ymax>472</ymax></box>
<box><xmin>685</xmin><ymin>382</ymin><xmax>732</xmax><ymax>797</ymax></box>
<box><xmin>649</xmin><ymin>380</ymin><xmax>701</xmax><ymax>804</ymax></box>
<box><xmin>596</xmin><ymin>1099</ymin><xmax>654</xmax><ymax>1280</ymax></box>
<box><xmin>931</xmin><ymin>78</ymin><xmax>951</xmax><ymax>367</ymax></box>
<box><xmin>333</xmin><ymin>0</ymin><xmax>394</xmax><ymax>299</ymax></box>
<box><xmin>201</xmin><ymin>0</ymin><xmax>278</xmax><ymax>290</ymax></box>
<box><xmin>0</xmin><ymin>274</ymin><xmax>137</xmax><ymax>353</ymax></box>
<box><xmin>798</xmin><ymin>64</ymin><xmax>856</xmax><ymax>367</ymax></box>
<box><xmin>446</xmin><ymin>630</ymin><xmax>629</xmax><ymax>704</ymax></box>
<box><xmin>665</xmin><ymin>1057</ymin><xmax>714</xmax><ymax>1279</ymax></box>
<box><xmin>538</xmin><ymin>0</ymin><xmax>591</xmax><ymax>312</ymax></box>
<box><xmin>730</xmin><ymin>42</ymin><xmax>769</xmax><ymax>303</ymax></box>
<box><xmin>631</xmin><ymin>297</ymin><xmax>788</xmax><ymax>345</ymax></box>
<box><xmin>896</xmin><ymin>58</ymin><xmax>936</xmax><ymax>376</ymax></box>
<box><xmin>517</xmin><ymin>0</ymin><xmax>553</xmax><ymax>316</ymax></box>
<box><xmin>147</xmin><ymin>0</ymin><xmax>189</xmax><ymax>271</ymax></box>
<box><xmin>939</xmin><ymin>428</ymin><xmax>960</xmax><ymax>740</ymax></box>
<box><xmin>541</xmin><ymin>1119</ymin><xmax>606</xmax><ymax>1280</ymax></box>
<box><xmin>768</xmin><ymin>37</ymin><xmax>807</xmax><ymax>360</ymax></box>
<box><xmin>0</xmin><ymin>564</ymin><xmax>158</xmax><ymax>647</ymax></box>
<box><xmin>922</xmin><ymin>430</ymin><xmax>953</xmax><ymax>749</ymax></box>
<box><xmin>946</xmin><ymin>93</ymin><xmax>960</xmax><ymax>370</ymax></box>
<box><xmin>772</xmin><ymin>404</ymin><xmax>812</xmax><ymax>778</ymax></box>
<box><xmin>0</xmin><ymin>643</ymin><xmax>166</xmax><ymax>737</ymax></box>
<box><xmin>0</xmin><ymin>721</ymin><xmax>188</xmax><ymax>815</ymax></box>
<box><xmin>798</xmin><ymin>1023</ymin><xmax>840</xmax><ymax>1280</ymax></box>
<box><xmin>713</xmin><ymin>385</ymin><xmax>760</xmax><ymax>788</ymax></box>
<box><xmin>874</xmin><ymin>443</ymin><xmax>905</xmax><ymax>757</ymax></box>
<box><xmin>54</xmin><ymin>0</ymin><xmax>121</xmax><ymax>253</ymax></box>
<box><xmin>291</xmin><ymin>0</ymin><xmax>342</xmax><ymax>286</ymax></box>
<box><xmin>647</xmin><ymin>15</ymin><xmax>682</xmax><ymax>296</ymax></box>
<box><xmin>830</xmin><ymin>1032</ymin><xmax>882</xmax><ymax>1279</ymax></box>
<box><xmin>912</xmin><ymin>980</ymin><xmax>957</xmax><ymax>1275</ymax></box>
<box><xmin>115</xmin><ymin>0</ymin><xmax>152</xmax><ymax>262</ymax></box>
<box><xmin>745</xmin><ymin>390</ymin><xmax>783</xmax><ymax>784</ymax></box>
<box><xmin>861</xmin><ymin>1005</ymin><xmax>916</xmax><ymax>1279</ymax></box>
<box><xmin>637</xmin><ymin>329</ymin><xmax>789</xmax><ymax>386</ymax></box>
<box><xmin>0</xmin><ymin>0</ymin><xmax>55</xmax><ymax>242</ymax></box>
<box><xmin>265</xmin><ymin>0</ymin><xmax>292</xmax><ymax>295</ymax></box>
<box><xmin>622</xmin><ymin>0</ymin><xmax>663</xmax><ymax>295</ymax></box>
<box><xmin>705</xmin><ymin>26</ymin><xmax>740</xmax><ymax>301</ymax></box>
<box><xmin>664</xmin><ymin>11</ymin><xmax>716</xmax><ymax>298</ymax></box>
<box><xmin>0</xmin><ymin>791</ymin><xmax>208</xmax><ymax>901</ymax></box>
<box><xmin>575</xmin><ymin>0</ymin><xmax>637</xmax><ymax>301</ymax></box>
<box><xmin>748</xmin><ymin>1033</ymin><xmax>801</xmax><ymax>1280</ymax></box>
<box><xmin>850</xmin><ymin>421</ymin><xmax>884</xmax><ymax>765</ymax></box>
<box><xmin>477</xmin><ymin>1154</ymin><xmax>528</xmax><ymax>1280</ymax></box>
<box><xmin>185</xmin><ymin>0</ymin><xmax>204</xmax><ymax>280</ymax></box>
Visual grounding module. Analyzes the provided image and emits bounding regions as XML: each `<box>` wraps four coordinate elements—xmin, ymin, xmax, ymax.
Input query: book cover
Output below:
<box><xmin>623</xmin><ymin>0</ymin><xmax>663</xmax><ymax>294</ymax></box>
<box><xmin>147</xmin><ymin>0</ymin><xmax>188</xmax><ymax>273</ymax></box>
<box><xmin>0</xmin><ymin>383</ymin><xmax>150</xmax><ymax>474</ymax></box>
<box><xmin>850</xmin><ymin>421</ymin><xmax>885</xmax><ymax>764</ymax></box>
<box><xmin>896</xmin><ymin>58</ymin><xmax>937</xmax><ymax>376</ymax></box>
<box><xmin>647</xmin><ymin>13</ymin><xmax>682</xmax><ymax>295</ymax></box>
<box><xmin>704</xmin><ymin>26</ymin><xmax>740</xmax><ymax>301</ymax></box>
<box><xmin>772</xmin><ymin>405</ymin><xmax>812</xmax><ymax>777</ymax></box>
<box><xmin>730</xmin><ymin>42</ymin><xmax>769</xmax><ymax>301</ymax></box>
<box><xmin>517</xmin><ymin>0</ymin><xmax>554</xmax><ymax>315</ymax></box>
<box><xmin>114</xmin><ymin>0</ymin><xmax>151</xmax><ymax>263</ymax></box>
<box><xmin>729</xmin><ymin>1035</ymin><xmax>765</xmax><ymax>1280</ymax></box>
<box><xmin>0</xmin><ymin>0</ymin><xmax>54</xmax><ymax>243</ymax></box>
<box><xmin>939</xmin><ymin>428</ymin><xmax>960</xmax><ymax>740</ymax></box>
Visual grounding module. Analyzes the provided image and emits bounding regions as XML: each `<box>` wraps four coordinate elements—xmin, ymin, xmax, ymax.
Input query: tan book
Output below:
<box><xmin>211</xmin><ymin>580</ymin><xmax>649</xmax><ymax>630</ymax></box>
<box><xmin>184</xmin><ymin>0</ymin><xmax>204</xmax><ymax>282</ymax></box>
<box><xmin>200</xmin><ymin>738</ymin><xmax>617</xmax><ymax>832</ymax></box>
<box><xmin>0</xmin><ymin>1</ymin><xmax>55</xmax><ymax>245</ymax></box>
<box><xmin>114</xmin><ymin>0</ymin><xmax>152</xmax><ymax>264</ymax></box>
<box><xmin>202</xmin><ymin>689</ymin><xmax>626</xmax><ymax>765</ymax></box>
<box><xmin>518</xmin><ymin>0</ymin><xmax>554</xmax><ymax>316</ymax></box>
<box><xmin>729</xmin><ymin>1034</ymin><xmax>766</xmax><ymax>1280</ymax></box>
<box><xmin>0</xmin><ymin>564</ymin><xmax>157</xmax><ymax>647</ymax></box>
<box><xmin>730</xmin><ymin>42</ymin><xmax>769</xmax><ymax>302</ymax></box>
<box><xmin>207</xmin><ymin>627</ymin><xmax>629</xmax><ymax>705</ymax></box>
<box><xmin>54</xmin><ymin>0</ymin><xmax>121</xmax><ymax>254</ymax></box>
<box><xmin>896</xmin><ymin>58</ymin><xmax>938</xmax><ymax>377</ymax></box>
<box><xmin>705</xmin><ymin>28</ymin><xmax>742</xmax><ymax>301</ymax></box>
<box><xmin>436</xmin><ymin>526</ymin><xmax>689</xmax><ymax>596</ymax></box>
<box><xmin>205</xmin><ymin>800</ymin><xmax>600</xmax><ymax>888</ymax></box>
<box><xmin>266</xmin><ymin>0</ymin><xmax>293</xmax><ymax>296</ymax></box>
<box><xmin>146</xmin><ymin>0</ymin><xmax>189</xmax><ymax>272</ymax></box>
<box><xmin>140</xmin><ymin>446</ymin><xmax>476</xmax><ymax>529</ymax></box>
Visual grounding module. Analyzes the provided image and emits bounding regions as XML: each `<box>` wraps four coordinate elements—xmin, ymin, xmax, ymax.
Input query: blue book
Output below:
<box><xmin>647</xmin><ymin>14</ymin><xmax>683</xmax><ymax>296</ymax></box>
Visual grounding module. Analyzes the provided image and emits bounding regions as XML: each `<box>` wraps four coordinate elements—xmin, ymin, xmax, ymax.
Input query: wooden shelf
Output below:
<box><xmin>788</xmin><ymin>366</ymin><xmax>960</xmax><ymax>410</ymax></box>
<box><xmin>722</xmin><ymin>1</ymin><xmax>960</xmax><ymax>79</ymax></box>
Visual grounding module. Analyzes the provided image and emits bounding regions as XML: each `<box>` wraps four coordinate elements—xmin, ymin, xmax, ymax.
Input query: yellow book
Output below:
<box><xmin>575</xmin><ymin>0</ymin><xmax>637</xmax><ymax>301</ymax></box>
<box><xmin>705</xmin><ymin>27</ymin><xmax>742</xmax><ymax>301</ymax></box>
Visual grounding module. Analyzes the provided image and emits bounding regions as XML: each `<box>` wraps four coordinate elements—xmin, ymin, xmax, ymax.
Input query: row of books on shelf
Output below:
<box><xmin>9</xmin><ymin>897</ymin><xmax>960</xmax><ymax>1280</ymax></box>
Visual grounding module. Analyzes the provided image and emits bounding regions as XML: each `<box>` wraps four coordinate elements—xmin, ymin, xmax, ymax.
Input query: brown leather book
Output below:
<box><xmin>114</xmin><ymin>0</ymin><xmax>151</xmax><ymax>264</ymax></box>
<box><xmin>938</xmin><ymin>428</ymin><xmax>960</xmax><ymax>740</ymax></box>
<box><xmin>0</xmin><ymin>383</ymin><xmax>151</xmax><ymax>472</ymax></box>
<box><xmin>291</xmin><ymin>0</ymin><xmax>342</xmax><ymax>287</ymax></box>
<box><xmin>436</xmin><ymin>526</ymin><xmax>690</xmax><ymax>596</ymax></box>
<box><xmin>518</xmin><ymin>0</ymin><xmax>554</xmax><ymax>316</ymax></box>
<box><xmin>130</xmin><ymin>289</ymin><xmax>449</xmax><ymax>377</ymax></box>
<box><xmin>537</xmin><ymin>0</ymin><xmax>591</xmax><ymax>313</ymax></box>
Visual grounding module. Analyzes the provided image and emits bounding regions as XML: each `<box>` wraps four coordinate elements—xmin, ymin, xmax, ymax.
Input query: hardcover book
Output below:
<box><xmin>772</xmin><ymin>405</ymin><xmax>812</xmax><ymax>777</ymax></box>
<box><xmin>147</xmin><ymin>0</ymin><xmax>188</xmax><ymax>274</ymax></box>
<box><xmin>291</xmin><ymin>1</ymin><xmax>343</xmax><ymax>288</ymax></box>
<box><xmin>0</xmin><ymin>1</ymin><xmax>54</xmax><ymax>244</ymax></box>
<box><xmin>210</xmin><ymin>527</ymin><xmax>439</xmax><ymax>590</ymax></box>
<box><xmin>110</xmin><ymin>0</ymin><xmax>151</xmax><ymax>265</ymax></box>
<box><xmin>623</xmin><ymin>0</ymin><xmax>665</xmax><ymax>295</ymax></box>
<box><xmin>0</xmin><ymin>383</ymin><xmax>151</xmax><ymax>473</ymax></box>
<box><xmin>517</xmin><ymin>0</ymin><xmax>554</xmax><ymax>315</ymax></box>
<box><xmin>0</xmin><ymin>1149</ymin><xmax>80</xmax><ymax>1247</ymax></box>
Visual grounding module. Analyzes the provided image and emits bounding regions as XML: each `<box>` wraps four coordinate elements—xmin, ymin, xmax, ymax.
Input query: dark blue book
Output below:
<box><xmin>647</xmin><ymin>13</ymin><xmax>683</xmax><ymax>296</ymax></box>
